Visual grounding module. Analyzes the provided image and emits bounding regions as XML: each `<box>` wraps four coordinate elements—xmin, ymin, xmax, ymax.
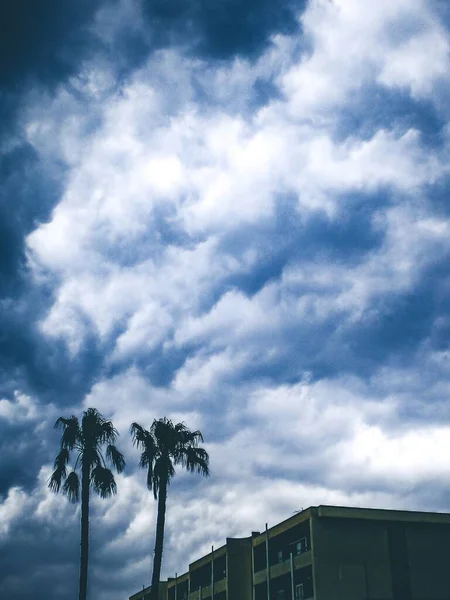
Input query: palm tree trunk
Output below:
<box><xmin>79</xmin><ymin>461</ymin><xmax>90</xmax><ymax>600</ymax></box>
<box><xmin>150</xmin><ymin>479</ymin><xmax>168</xmax><ymax>600</ymax></box>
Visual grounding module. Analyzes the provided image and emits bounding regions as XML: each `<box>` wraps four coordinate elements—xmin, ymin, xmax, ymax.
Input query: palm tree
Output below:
<box><xmin>49</xmin><ymin>407</ymin><xmax>125</xmax><ymax>600</ymax></box>
<box><xmin>130</xmin><ymin>417</ymin><xmax>209</xmax><ymax>600</ymax></box>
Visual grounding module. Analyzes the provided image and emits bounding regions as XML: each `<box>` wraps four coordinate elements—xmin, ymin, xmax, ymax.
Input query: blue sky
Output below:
<box><xmin>1</xmin><ymin>0</ymin><xmax>450</xmax><ymax>598</ymax></box>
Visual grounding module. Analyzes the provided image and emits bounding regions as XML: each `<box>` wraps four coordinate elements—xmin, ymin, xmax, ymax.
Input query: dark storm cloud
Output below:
<box><xmin>0</xmin><ymin>405</ymin><xmax>53</xmax><ymax>495</ymax></box>
<box><xmin>0</xmin><ymin>142</ymin><xmax>62</xmax><ymax>294</ymax></box>
<box><xmin>0</xmin><ymin>493</ymin><xmax>79</xmax><ymax>600</ymax></box>
<box><xmin>0</xmin><ymin>0</ymin><xmax>112</xmax><ymax>422</ymax></box>
<box><xmin>0</xmin><ymin>141</ymin><xmax>105</xmax><ymax>408</ymax></box>
<box><xmin>140</xmin><ymin>0</ymin><xmax>304</xmax><ymax>60</ymax></box>
<box><xmin>0</xmin><ymin>305</ymin><xmax>105</xmax><ymax>405</ymax></box>
<box><xmin>0</xmin><ymin>535</ymin><xmax>77</xmax><ymax>600</ymax></box>
<box><xmin>0</xmin><ymin>0</ymin><xmax>105</xmax><ymax>89</ymax></box>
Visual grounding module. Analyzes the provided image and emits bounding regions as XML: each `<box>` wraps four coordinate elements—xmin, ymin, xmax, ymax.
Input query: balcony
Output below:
<box><xmin>187</xmin><ymin>578</ymin><xmax>227</xmax><ymax>599</ymax></box>
<box><xmin>254</xmin><ymin>549</ymin><xmax>312</xmax><ymax>585</ymax></box>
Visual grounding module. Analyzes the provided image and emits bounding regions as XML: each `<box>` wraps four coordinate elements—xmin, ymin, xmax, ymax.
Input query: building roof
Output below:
<box><xmin>317</xmin><ymin>504</ymin><xmax>450</xmax><ymax>524</ymax></box>
<box><xmin>252</xmin><ymin>503</ymin><xmax>450</xmax><ymax>546</ymax></box>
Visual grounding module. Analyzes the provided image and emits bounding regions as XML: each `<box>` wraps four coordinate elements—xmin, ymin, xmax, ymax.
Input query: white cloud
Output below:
<box><xmin>25</xmin><ymin>20</ymin><xmax>449</xmax><ymax>355</ymax></box>
<box><xmin>281</xmin><ymin>0</ymin><xmax>449</xmax><ymax>117</ymax></box>
<box><xmin>0</xmin><ymin>391</ymin><xmax>39</xmax><ymax>422</ymax></box>
<box><xmin>0</xmin><ymin>487</ymin><xmax>33</xmax><ymax>540</ymax></box>
<box><xmin>378</xmin><ymin>25</ymin><xmax>450</xmax><ymax>97</ymax></box>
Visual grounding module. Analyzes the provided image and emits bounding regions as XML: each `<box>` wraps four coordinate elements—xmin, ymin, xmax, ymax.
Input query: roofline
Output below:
<box><xmin>129</xmin><ymin>581</ymin><xmax>168</xmax><ymax>600</ymax></box>
<box><xmin>167</xmin><ymin>571</ymin><xmax>189</xmax><ymax>588</ymax></box>
<box><xmin>317</xmin><ymin>504</ymin><xmax>450</xmax><ymax>524</ymax></box>
<box><xmin>252</xmin><ymin>506</ymin><xmax>314</xmax><ymax>546</ymax></box>
<box><xmin>189</xmin><ymin>535</ymin><xmax>253</xmax><ymax>570</ymax></box>
<box><xmin>252</xmin><ymin>503</ymin><xmax>450</xmax><ymax>546</ymax></box>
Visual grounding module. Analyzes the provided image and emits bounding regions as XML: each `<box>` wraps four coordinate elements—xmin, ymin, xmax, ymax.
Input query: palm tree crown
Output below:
<box><xmin>130</xmin><ymin>417</ymin><xmax>209</xmax><ymax>497</ymax></box>
<box><xmin>49</xmin><ymin>407</ymin><xmax>125</xmax><ymax>500</ymax></box>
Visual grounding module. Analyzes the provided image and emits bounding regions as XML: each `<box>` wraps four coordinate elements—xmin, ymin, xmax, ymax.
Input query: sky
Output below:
<box><xmin>1</xmin><ymin>0</ymin><xmax>450</xmax><ymax>598</ymax></box>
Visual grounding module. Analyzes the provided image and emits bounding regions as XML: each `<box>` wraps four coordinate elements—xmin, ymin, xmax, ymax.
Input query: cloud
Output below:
<box><xmin>1</xmin><ymin>1</ymin><xmax>450</xmax><ymax>599</ymax></box>
<box><xmin>25</xmin><ymin>53</ymin><xmax>449</xmax><ymax>368</ymax></box>
<box><xmin>0</xmin><ymin>487</ymin><xmax>33</xmax><ymax>540</ymax></box>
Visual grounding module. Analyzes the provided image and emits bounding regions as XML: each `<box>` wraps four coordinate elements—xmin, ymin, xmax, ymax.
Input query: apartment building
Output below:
<box><xmin>168</xmin><ymin>536</ymin><xmax>252</xmax><ymax>600</ymax></box>
<box><xmin>130</xmin><ymin>504</ymin><xmax>450</xmax><ymax>600</ymax></box>
<box><xmin>252</xmin><ymin>508</ymin><xmax>313</xmax><ymax>600</ymax></box>
<box><xmin>130</xmin><ymin>581</ymin><xmax>168</xmax><ymax>600</ymax></box>
<box><xmin>131</xmin><ymin>536</ymin><xmax>253</xmax><ymax>600</ymax></box>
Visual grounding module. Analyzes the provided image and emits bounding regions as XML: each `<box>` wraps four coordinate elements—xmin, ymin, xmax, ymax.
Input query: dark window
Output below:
<box><xmin>293</xmin><ymin>565</ymin><xmax>313</xmax><ymax>599</ymax></box>
<box><xmin>213</xmin><ymin>555</ymin><xmax>226</xmax><ymax>581</ymax></box>
<box><xmin>270</xmin><ymin>521</ymin><xmax>311</xmax><ymax>566</ymax></box>
<box><xmin>255</xmin><ymin>582</ymin><xmax>267</xmax><ymax>600</ymax></box>
<box><xmin>191</xmin><ymin>563</ymin><xmax>212</xmax><ymax>589</ymax></box>
<box><xmin>291</xmin><ymin>536</ymin><xmax>308</xmax><ymax>556</ymax></box>
<box><xmin>176</xmin><ymin>581</ymin><xmax>189</xmax><ymax>600</ymax></box>
<box><xmin>271</xmin><ymin>573</ymin><xmax>290</xmax><ymax>597</ymax></box>
<box><xmin>254</xmin><ymin>543</ymin><xmax>267</xmax><ymax>572</ymax></box>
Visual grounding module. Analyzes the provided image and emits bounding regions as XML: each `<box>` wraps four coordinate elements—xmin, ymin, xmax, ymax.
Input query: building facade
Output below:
<box><xmin>130</xmin><ymin>505</ymin><xmax>450</xmax><ymax>600</ymax></box>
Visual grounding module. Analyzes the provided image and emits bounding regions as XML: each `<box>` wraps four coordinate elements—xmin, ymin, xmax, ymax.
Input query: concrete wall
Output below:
<box><xmin>312</xmin><ymin>515</ymin><xmax>450</xmax><ymax>600</ymax></box>
<box><xmin>227</xmin><ymin>537</ymin><xmax>253</xmax><ymax>600</ymax></box>
<box><xmin>407</xmin><ymin>522</ymin><xmax>450</xmax><ymax>599</ymax></box>
<box><xmin>311</xmin><ymin>516</ymin><xmax>393</xmax><ymax>600</ymax></box>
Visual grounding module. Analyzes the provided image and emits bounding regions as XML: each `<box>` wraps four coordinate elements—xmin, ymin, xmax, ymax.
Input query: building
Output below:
<box><xmin>130</xmin><ymin>504</ymin><xmax>450</xmax><ymax>600</ymax></box>
<box><xmin>168</xmin><ymin>536</ymin><xmax>253</xmax><ymax>600</ymax></box>
<box><xmin>130</xmin><ymin>581</ymin><xmax>168</xmax><ymax>600</ymax></box>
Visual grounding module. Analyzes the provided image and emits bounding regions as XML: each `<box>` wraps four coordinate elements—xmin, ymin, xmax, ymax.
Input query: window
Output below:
<box><xmin>275</xmin><ymin>590</ymin><xmax>285</xmax><ymax>600</ymax></box>
<box><xmin>295</xmin><ymin>537</ymin><xmax>308</xmax><ymax>556</ymax></box>
<box><xmin>295</xmin><ymin>584</ymin><xmax>304</xmax><ymax>600</ymax></box>
<box><xmin>276</xmin><ymin>549</ymin><xmax>283</xmax><ymax>563</ymax></box>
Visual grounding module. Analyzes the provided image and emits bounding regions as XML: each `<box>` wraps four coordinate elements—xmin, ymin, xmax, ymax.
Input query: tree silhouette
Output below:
<box><xmin>49</xmin><ymin>408</ymin><xmax>125</xmax><ymax>600</ymax></box>
<box><xmin>130</xmin><ymin>418</ymin><xmax>209</xmax><ymax>600</ymax></box>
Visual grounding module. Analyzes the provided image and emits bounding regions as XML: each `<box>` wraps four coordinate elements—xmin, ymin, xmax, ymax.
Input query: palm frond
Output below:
<box><xmin>188</xmin><ymin>430</ymin><xmax>204</xmax><ymax>444</ymax></box>
<box><xmin>53</xmin><ymin>448</ymin><xmax>70</xmax><ymax>472</ymax></box>
<box><xmin>91</xmin><ymin>465</ymin><xmax>117</xmax><ymax>499</ymax></box>
<box><xmin>48</xmin><ymin>465</ymin><xmax>66</xmax><ymax>493</ymax></box>
<box><xmin>106</xmin><ymin>444</ymin><xmax>126</xmax><ymax>473</ymax></box>
<box><xmin>130</xmin><ymin>422</ymin><xmax>151</xmax><ymax>448</ymax></box>
<box><xmin>99</xmin><ymin>419</ymin><xmax>118</xmax><ymax>445</ymax></box>
<box><xmin>175</xmin><ymin>423</ymin><xmax>203</xmax><ymax>446</ymax></box>
<box><xmin>62</xmin><ymin>471</ymin><xmax>80</xmax><ymax>503</ymax></box>
<box><xmin>54</xmin><ymin>415</ymin><xmax>80</xmax><ymax>450</ymax></box>
<box><xmin>138</xmin><ymin>449</ymin><xmax>155</xmax><ymax>495</ymax></box>
<box><xmin>181</xmin><ymin>447</ymin><xmax>210</xmax><ymax>476</ymax></box>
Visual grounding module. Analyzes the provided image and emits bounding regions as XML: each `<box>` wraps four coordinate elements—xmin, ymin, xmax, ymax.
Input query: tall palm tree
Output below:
<box><xmin>49</xmin><ymin>407</ymin><xmax>125</xmax><ymax>600</ymax></box>
<box><xmin>130</xmin><ymin>417</ymin><xmax>209</xmax><ymax>600</ymax></box>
